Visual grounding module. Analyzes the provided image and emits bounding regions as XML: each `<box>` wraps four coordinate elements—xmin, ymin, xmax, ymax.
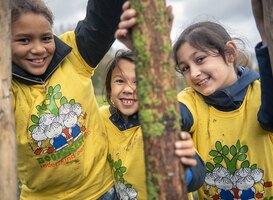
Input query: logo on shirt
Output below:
<box><xmin>204</xmin><ymin>140</ymin><xmax>272</xmax><ymax>199</ymax></box>
<box><xmin>28</xmin><ymin>84</ymin><xmax>88</xmax><ymax>167</ymax></box>
<box><xmin>108</xmin><ymin>154</ymin><xmax>138</xmax><ymax>200</ymax></box>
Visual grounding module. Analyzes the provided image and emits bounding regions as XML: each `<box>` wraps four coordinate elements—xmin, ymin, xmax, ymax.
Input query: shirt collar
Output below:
<box><xmin>203</xmin><ymin>66</ymin><xmax>259</xmax><ymax>111</ymax></box>
<box><xmin>109</xmin><ymin>106</ymin><xmax>140</xmax><ymax>131</ymax></box>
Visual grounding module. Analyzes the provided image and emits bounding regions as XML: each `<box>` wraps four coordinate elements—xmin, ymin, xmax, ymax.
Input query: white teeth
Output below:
<box><xmin>32</xmin><ymin>59</ymin><xmax>44</xmax><ymax>63</ymax></box>
<box><xmin>197</xmin><ymin>78</ymin><xmax>208</xmax><ymax>86</ymax></box>
<box><xmin>122</xmin><ymin>99</ymin><xmax>134</xmax><ymax>105</ymax></box>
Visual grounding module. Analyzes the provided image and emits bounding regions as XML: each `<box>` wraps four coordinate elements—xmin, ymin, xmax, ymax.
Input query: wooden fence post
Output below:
<box><xmin>0</xmin><ymin>0</ymin><xmax>18</xmax><ymax>199</ymax></box>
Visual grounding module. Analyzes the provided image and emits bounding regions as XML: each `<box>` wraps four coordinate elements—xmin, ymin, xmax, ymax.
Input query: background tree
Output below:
<box><xmin>0</xmin><ymin>0</ymin><xmax>17</xmax><ymax>199</ymax></box>
<box><xmin>131</xmin><ymin>0</ymin><xmax>188</xmax><ymax>199</ymax></box>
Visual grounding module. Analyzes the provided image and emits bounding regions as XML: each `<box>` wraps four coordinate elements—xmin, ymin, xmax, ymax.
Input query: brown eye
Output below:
<box><xmin>195</xmin><ymin>56</ymin><xmax>205</xmax><ymax>64</ymax></box>
<box><xmin>42</xmin><ymin>35</ymin><xmax>53</xmax><ymax>43</ymax></box>
<box><xmin>180</xmin><ymin>65</ymin><xmax>190</xmax><ymax>74</ymax></box>
<box><xmin>114</xmin><ymin>79</ymin><xmax>124</xmax><ymax>84</ymax></box>
<box><xmin>18</xmin><ymin>38</ymin><xmax>30</xmax><ymax>44</ymax></box>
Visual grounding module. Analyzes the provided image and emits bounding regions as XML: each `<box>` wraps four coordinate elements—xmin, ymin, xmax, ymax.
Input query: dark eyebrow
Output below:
<box><xmin>14</xmin><ymin>31</ymin><xmax>53</xmax><ymax>37</ymax></box>
<box><xmin>112</xmin><ymin>74</ymin><xmax>124</xmax><ymax>79</ymax></box>
<box><xmin>177</xmin><ymin>51</ymin><xmax>199</xmax><ymax>66</ymax></box>
<box><xmin>42</xmin><ymin>32</ymin><xmax>54</xmax><ymax>36</ymax></box>
<box><xmin>13</xmin><ymin>33</ymin><xmax>31</xmax><ymax>37</ymax></box>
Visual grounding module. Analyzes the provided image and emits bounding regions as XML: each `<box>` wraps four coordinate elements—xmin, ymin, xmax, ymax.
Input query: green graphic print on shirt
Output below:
<box><xmin>28</xmin><ymin>84</ymin><xmax>88</xmax><ymax>167</ymax></box>
<box><xmin>204</xmin><ymin>140</ymin><xmax>272</xmax><ymax>199</ymax></box>
<box><xmin>108</xmin><ymin>154</ymin><xmax>138</xmax><ymax>200</ymax></box>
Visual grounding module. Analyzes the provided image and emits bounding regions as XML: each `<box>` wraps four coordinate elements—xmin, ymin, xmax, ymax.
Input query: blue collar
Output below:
<box><xmin>109</xmin><ymin>106</ymin><xmax>140</xmax><ymax>131</ymax></box>
<box><xmin>204</xmin><ymin>66</ymin><xmax>259</xmax><ymax>111</ymax></box>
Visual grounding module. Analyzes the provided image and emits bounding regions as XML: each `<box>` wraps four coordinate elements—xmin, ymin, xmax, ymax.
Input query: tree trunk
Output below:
<box><xmin>262</xmin><ymin>0</ymin><xmax>273</xmax><ymax>74</ymax></box>
<box><xmin>0</xmin><ymin>0</ymin><xmax>18</xmax><ymax>199</ymax></box>
<box><xmin>131</xmin><ymin>0</ymin><xmax>187</xmax><ymax>199</ymax></box>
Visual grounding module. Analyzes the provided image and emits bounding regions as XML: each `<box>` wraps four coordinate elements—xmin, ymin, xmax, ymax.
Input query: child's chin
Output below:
<box><xmin>198</xmin><ymin>89</ymin><xmax>214</xmax><ymax>96</ymax></box>
<box><xmin>123</xmin><ymin>110</ymin><xmax>136</xmax><ymax>116</ymax></box>
<box><xmin>29</xmin><ymin>68</ymin><xmax>47</xmax><ymax>76</ymax></box>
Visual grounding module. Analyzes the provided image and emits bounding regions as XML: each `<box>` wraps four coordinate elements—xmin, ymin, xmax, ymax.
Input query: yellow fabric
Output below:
<box><xmin>12</xmin><ymin>32</ymin><xmax>113</xmax><ymax>199</ymax></box>
<box><xmin>187</xmin><ymin>192</ymin><xmax>194</xmax><ymax>200</ymax></box>
<box><xmin>100</xmin><ymin>106</ymin><xmax>147</xmax><ymax>200</ymax></box>
<box><xmin>177</xmin><ymin>81</ymin><xmax>273</xmax><ymax>199</ymax></box>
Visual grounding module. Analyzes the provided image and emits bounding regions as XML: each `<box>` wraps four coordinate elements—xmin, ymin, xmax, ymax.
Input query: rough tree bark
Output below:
<box><xmin>0</xmin><ymin>0</ymin><xmax>17</xmax><ymax>199</ymax></box>
<box><xmin>262</xmin><ymin>0</ymin><xmax>273</xmax><ymax>74</ymax></box>
<box><xmin>131</xmin><ymin>0</ymin><xmax>187</xmax><ymax>199</ymax></box>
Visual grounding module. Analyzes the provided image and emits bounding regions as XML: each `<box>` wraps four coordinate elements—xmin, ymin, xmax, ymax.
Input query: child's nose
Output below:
<box><xmin>190</xmin><ymin>65</ymin><xmax>201</xmax><ymax>78</ymax></box>
<box><xmin>123</xmin><ymin>82</ymin><xmax>136</xmax><ymax>93</ymax></box>
<box><xmin>31</xmin><ymin>42</ymin><xmax>46</xmax><ymax>54</ymax></box>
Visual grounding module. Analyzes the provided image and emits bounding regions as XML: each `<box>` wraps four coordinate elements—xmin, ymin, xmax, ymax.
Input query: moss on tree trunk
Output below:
<box><xmin>131</xmin><ymin>0</ymin><xmax>188</xmax><ymax>199</ymax></box>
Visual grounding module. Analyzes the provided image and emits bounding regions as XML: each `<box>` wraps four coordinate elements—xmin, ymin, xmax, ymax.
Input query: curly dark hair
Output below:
<box><xmin>11</xmin><ymin>0</ymin><xmax>54</xmax><ymax>25</ymax></box>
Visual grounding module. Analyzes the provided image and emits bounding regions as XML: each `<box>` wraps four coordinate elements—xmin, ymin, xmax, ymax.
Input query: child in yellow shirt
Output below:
<box><xmin>100</xmin><ymin>49</ymin><xmax>206</xmax><ymax>199</ymax></box>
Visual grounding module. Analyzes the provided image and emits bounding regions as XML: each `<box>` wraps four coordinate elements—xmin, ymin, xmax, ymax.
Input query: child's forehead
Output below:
<box><xmin>177</xmin><ymin>43</ymin><xmax>200</xmax><ymax>58</ymax></box>
<box><xmin>14</xmin><ymin>12</ymin><xmax>53</xmax><ymax>27</ymax></box>
<box><xmin>115</xmin><ymin>59</ymin><xmax>135</xmax><ymax>69</ymax></box>
<box><xmin>12</xmin><ymin>12</ymin><xmax>53</xmax><ymax>33</ymax></box>
<box><xmin>19</xmin><ymin>12</ymin><xmax>50</xmax><ymax>21</ymax></box>
<box><xmin>112</xmin><ymin>60</ymin><xmax>136</xmax><ymax>77</ymax></box>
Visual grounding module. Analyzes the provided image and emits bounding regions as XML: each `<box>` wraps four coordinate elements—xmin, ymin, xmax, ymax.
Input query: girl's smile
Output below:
<box><xmin>111</xmin><ymin>59</ymin><xmax>138</xmax><ymax>118</ymax></box>
<box><xmin>120</xmin><ymin>98</ymin><xmax>137</xmax><ymax>106</ymax></box>
<box><xmin>176</xmin><ymin>42</ymin><xmax>238</xmax><ymax>96</ymax></box>
<box><xmin>12</xmin><ymin>13</ymin><xmax>55</xmax><ymax>76</ymax></box>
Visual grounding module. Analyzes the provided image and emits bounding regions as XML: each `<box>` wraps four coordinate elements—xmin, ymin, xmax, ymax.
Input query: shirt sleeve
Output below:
<box><xmin>179</xmin><ymin>102</ymin><xmax>194</xmax><ymax>132</ymax></box>
<box><xmin>186</xmin><ymin>153</ymin><xmax>206</xmax><ymax>192</ymax></box>
<box><xmin>75</xmin><ymin>0</ymin><xmax>125</xmax><ymax>67</ymax></box>
<box><xmin>256</xmin><ymin>42</ymin><xmax>273</xmax><ymax>132</ymax></box>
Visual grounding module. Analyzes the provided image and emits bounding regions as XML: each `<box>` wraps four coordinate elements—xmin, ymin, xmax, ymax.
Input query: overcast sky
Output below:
<box><xmin>45</xmin><ymin>0</ymin><xmax>261</xmax><ymax>51</ymax></box>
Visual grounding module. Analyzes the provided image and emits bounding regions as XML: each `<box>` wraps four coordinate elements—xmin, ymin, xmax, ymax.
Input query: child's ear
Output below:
<box><xmin>226</xmin><ymin>40</ymin><xmax>237</xmax><ymax>64</ymax></box>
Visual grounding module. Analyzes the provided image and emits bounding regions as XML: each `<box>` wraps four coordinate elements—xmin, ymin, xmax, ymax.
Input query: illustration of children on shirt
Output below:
<box><xmin>31</xmin><ymin>125</ymin><xmax>47</xmax><ymax>155</ymax></box>
<box><xmin>204</xmin><ymin>140</ymin><xmax>272</xmax><ymax>199</ymax></box>
<box><xmin>251</xmin><ymin>169</ymin><xmax>265</xmax><ymax>198</ymax></box>
<box><xmin>29</xmin><ymin>84</ymin><xmax>86</xmax><ymax>155</ymax></box>
<box><xmin>205</xmin><ymin>172</ymin><xmax>219</xmax><ymax>199</ymax></box>
<box><xmin>44</xmin><ymin>119</ymin><xmax>67</xmax><ymax>153</ymax></box>
<box><xmin>236</xmin><ymin>175</ymin><xmax>255</xmax><ymax>200</ymax></box>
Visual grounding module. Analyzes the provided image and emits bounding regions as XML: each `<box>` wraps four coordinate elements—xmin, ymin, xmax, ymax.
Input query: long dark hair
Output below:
<box><xmin>173</xmin><ymin>21</ymin><xmax>245</xmax><ymax>74</ymax></box>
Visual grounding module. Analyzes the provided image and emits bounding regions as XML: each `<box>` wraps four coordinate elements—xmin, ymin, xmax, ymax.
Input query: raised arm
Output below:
<box><xmin>75</xmin><ymin>0</ymin><xmax>126</xmax><ymax>67</ymax></box>
<box><xmin>252</xmin><ymin>0</ymin><xmax>273</xmax><ymax>132</ymax></box>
